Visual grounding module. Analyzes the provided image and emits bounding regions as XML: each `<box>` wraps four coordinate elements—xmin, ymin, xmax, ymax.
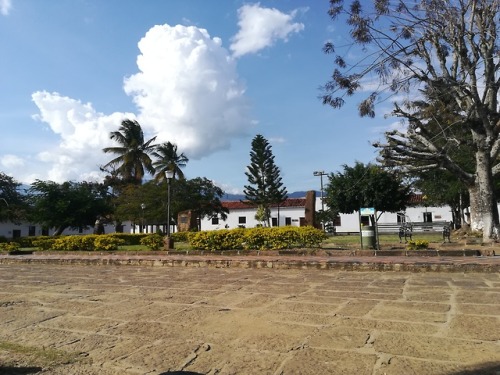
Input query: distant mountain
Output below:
<box><xmin>222</xmin><ymin>191</ymin><xmax>318</xmax><ymax>201</ymax></box>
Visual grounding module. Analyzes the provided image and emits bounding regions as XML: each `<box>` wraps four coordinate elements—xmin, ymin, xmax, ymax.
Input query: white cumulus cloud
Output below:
<box><xmin>230</xmin><ymin>3</ymin><xmax>305</xmax><ymax>58</ymax></box>
<box><xmin>1</xmin><ymin>154</ymin><xmax>24</xmax><ymax>169</ymax></box>
<box><xmin>31</xmin><ymin>91</ymin><xmax>135</xmax><ymax>182</ymax></box>
<box><xmin>124</xmin><ymin>24</ymin><xmax>252</xmax><ymax>159</ymax></box>
<box><xmin>0</xmin><ymin>0</ymin><xmax>11</xmax><ymax>16</ymax></box>
<box><xmin>28</xmin><ymin>23</ymin><xmax>253</xmax><ymax>183</ymax></box>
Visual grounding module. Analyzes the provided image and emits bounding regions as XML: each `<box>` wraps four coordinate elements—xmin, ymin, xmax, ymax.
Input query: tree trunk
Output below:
<box><xmin>469</xmin><ymin>148</ymin><xmax>499</xmax><ymax>242</ymax></box>
<box><xmin>53</xmin><ymin>226</ymin><xmax>67</xmax><ymax>236</ymax></box>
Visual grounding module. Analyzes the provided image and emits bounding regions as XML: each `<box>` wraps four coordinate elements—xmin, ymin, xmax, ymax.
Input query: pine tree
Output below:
<box><xmin>243</xmin><ymin>135</ymin><xmax>288</xmax><ymax>226</ymax></box>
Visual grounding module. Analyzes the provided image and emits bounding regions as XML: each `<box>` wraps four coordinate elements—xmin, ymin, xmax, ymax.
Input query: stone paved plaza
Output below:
<box><xmin>0</xmin><ymin>263</ymin><xmax>499</xmax><ymax>374</ymax></box>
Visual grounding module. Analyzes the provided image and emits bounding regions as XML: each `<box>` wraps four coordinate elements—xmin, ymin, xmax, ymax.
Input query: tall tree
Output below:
<box><xmin>151</xmin><ymin>142</ymin><xmax>189</xmax><ymax>182</ymax></box>
<box><xmin>321</xmin><ymin>0</ymin><xmax>500</xmax><ymax>242</ymax></box>
<box><xmin>0</xmin><ymin>172</ymin><xmax>26</xmax><ymax>224</ymax></box>
<box><xmin>324</xmin><ymin>162</ymin><xmax>411</xmax><ymax>223</ymax></box>
<box><xmin>243</xmin><ymin>134</ymin><xmax>288</xmax><ymax>226</ymax></box>
<box><xmin>113</xmin><ymin>178</ymin><xmax>228</xmax><ymax>232</ymax></box>
<box><xmin>102</xmin><ymin>119</ymin><xmax>157</xmax><ymax>185</ymax></box>
<box><xmin>412</xmin><ymin>170</ymin><xmax>469</xmax><ymax>229</ymax></box>
<box><xmin>175</xmin><ymin>177</ymin><xmax>229</xmax><ymax>229</ymax></box>
<box><xmin>28</xmin><ymin>180</ymin><xmax>113</xmax><ymax>236</ymax></box>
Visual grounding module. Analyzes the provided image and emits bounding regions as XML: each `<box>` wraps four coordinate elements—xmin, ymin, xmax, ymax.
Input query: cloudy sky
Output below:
<box><xmin>0</xmin><ymin>0</ymin><xmax>393</xmax><ymax>193</ymax></box>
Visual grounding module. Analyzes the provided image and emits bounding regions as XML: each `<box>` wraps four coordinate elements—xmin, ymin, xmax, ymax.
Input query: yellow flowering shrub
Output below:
<box><xmin>406</xmin><ymin>240</ymin><xmax>429</xmax><ymax>250</ymax></box>
<box><xmin>0</xmin><ymin>242</ymin><xmax>20</xmax><ymax>252</ymax></box>
<box><xmin>140</xmin><ymin>234</ymin><xmax>164</xmax><ymax>250</ymax></box>
<box><xmin>189</xmin><ymin>226</ymin><xmax>326</xmax><ymax>251</ymax></box>
<box><xmin>94</xmin><ymin>235</ymin><xmax>124</xmax><ymax>251</ymax></box>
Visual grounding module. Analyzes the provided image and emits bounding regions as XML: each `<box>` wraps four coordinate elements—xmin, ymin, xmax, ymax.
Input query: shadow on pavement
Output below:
<box><xmin>449</xmin><ymin>362</ymin><xmax>500</xmax><ymax>375</ymax></box>
<box><xmin>0</xmin><ymin>366</ymin><xmax>43</xmax><ymax>374</ymax></box>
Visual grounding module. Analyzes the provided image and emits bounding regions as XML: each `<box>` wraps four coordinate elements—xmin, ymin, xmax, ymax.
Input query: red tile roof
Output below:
<box><xmin>222</xmin><ymin>198</ymin><xmax>306</xmax><ymax>210</ymax></box>
<box><xmin>408</xmin><ymin>193</ymin><xmax>427</xmax><ymax>204</ymax></box>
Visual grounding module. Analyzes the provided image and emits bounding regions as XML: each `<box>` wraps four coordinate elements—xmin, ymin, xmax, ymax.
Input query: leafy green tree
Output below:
<box><xmin>173</xmin><ymin>177</ymin><xmax>228</xmax><ymax>230</ymax></box>
<box><xmin>321</xmin><ymin>0</ymin><xmax>500</xmax><ymax>241</ymax></box>
<box><xmin>113</xmin><ymin>177</ymin><xmax>228</xmax><ymax>232</ymax></box>
<box><xmin>0</xmin><ymin>172</ymin><xmax>26</xmax><ymax>224</ymax></box>
<box><xmin>411</xmin><ymin>170</ymin><xmax>469</xmax><ymax>229</ymax></box>
<box><xmin>102</xmin><ymin>119</ymin><xmax>157</xmax><ymax>185</ymax></box>
<box><xmin>324</xmin><ymin>162</ymin><xmax>410</xmax><ymax>224</ymax></box>
<box><xmin>28</xmin><ymin>180</ymin><xmax>113</xmax><ymax>235</ymax></box>
<box><xmin>243</xmin><ymin>134</ymin><xmax>288</xmax><ymax>226</ymax></box>
<box><xmin>151</xmin><ymin>142</ymin><xmax>189</xmax><ymax>181</ymax></box>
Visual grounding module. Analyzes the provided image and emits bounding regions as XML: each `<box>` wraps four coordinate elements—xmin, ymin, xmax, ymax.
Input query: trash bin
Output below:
<box><xmin>361</xmin><ymin>226</ymin><xmax>376</xmax><ymax>249</ymax></box>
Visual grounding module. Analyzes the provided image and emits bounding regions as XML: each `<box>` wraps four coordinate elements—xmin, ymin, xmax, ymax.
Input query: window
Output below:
<box><xmin>332</xmin><ymin>215</ymin><xmax>341</xmax><ymax>226</ymax></box>
<box><xmin>271</xmin><ymin>218</ymin><xmax>278</xmax><ymax>227</ymax></box>
<box><xmin>28</xmin><ymin>226</ymin><xmax>36</xmax><ymax>236</ymax></box>
<box><xmin>285</xmin><ymin>217</ymin><xmax>292</xmax><ymax>226</ymax></box>
<box><xmin>423</xmin><ymin>212</ymin><xmax>432</xmax><ymax>223</ymax></box>
<box><xmin>238</xmin><ymin>216</ymin><xmax>246</xmax><ymax>224</ymax></box>
<box><xmin>212</xmin><ymin>217</ymin><xmax>219</xmax><ymax>225</ymax></box>
<box><xmin>397</xmin><ymin>213</ymin><xmax>406</xmax><ymax>224</ymax></box>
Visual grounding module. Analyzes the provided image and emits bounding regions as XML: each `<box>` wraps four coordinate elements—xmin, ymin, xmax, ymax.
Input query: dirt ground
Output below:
<box><xmin>0</xmin><ymin>263</ymin><xmax>499</xmax><ymax>375</ymax></box>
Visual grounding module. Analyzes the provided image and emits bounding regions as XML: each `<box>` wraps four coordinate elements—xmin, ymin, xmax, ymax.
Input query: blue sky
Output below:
<box><xmin>0</xmin><ymin>0</ymin><xmax>394</xmax><ymax>194</ymax></box>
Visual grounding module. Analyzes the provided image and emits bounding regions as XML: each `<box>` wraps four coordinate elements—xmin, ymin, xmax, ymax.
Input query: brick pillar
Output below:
<box><xmin>304</xmin><ymin>190</ymin><xmax>316</xmax><ymax>226</ymax></box>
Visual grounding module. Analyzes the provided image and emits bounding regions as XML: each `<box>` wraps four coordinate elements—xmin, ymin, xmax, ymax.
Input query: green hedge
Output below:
<box><xmin>171</xmin><ymin>231</ymin><xmax>193</xmax><ymax>243</ymax></box>
<box><xmin>140</xmin><ymin>234</ymin><xmax>164</xmax><ymax>250</ymax></box>
<box><xmin>0</xmin><ymin>242</ymin><xmax>20</xmax><ymax>252</ymax></box>
<box><xmin>33</xmin><ymin>234</ymin><xmax>124</xmax><ymax>251</ymax></box>
<box><xmin>189</xmin><ymin>226</ymin><xmax>326</xmax><ymax>251</ymax></box>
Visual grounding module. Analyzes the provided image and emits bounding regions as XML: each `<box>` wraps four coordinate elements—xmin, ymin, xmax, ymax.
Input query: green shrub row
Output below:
<box><xmin>0</xmin><ymin>242</ymin><xmax>20</xmax><ymax>252</ymax></box>
<box><xmin>406</xmin><ymin>240</ymin><xmax>429</xmax><ymax>250</ymax></box>
<box><xmin>33</xmin><ymin>235</ymin><xmax>125</xmax><ymax>251</ymax></box>
<box><xmin>140</xmin><ymin>234</ymin><xmax>164</xmax><ymax>250</ymax></box>
<box><xmin>171</xmin><ymin>231</ymin><xmax>193</xmax><ymax>243</ymax></box>
<box><xmin>189</xmin><ymin>226</ymin><xmax>326</xmax><ymax>251</ymax></box>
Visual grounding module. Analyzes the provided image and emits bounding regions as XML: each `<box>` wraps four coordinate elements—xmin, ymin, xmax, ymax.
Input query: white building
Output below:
<box><xmin>0</xmin><ymin>221</ymin><xmax>134</xmax><ymax>240</ymax></box>
<box><xmin>199</xmin><ymin>197</ymin><xmax>316</xmax><ymax>231</ymax></box>
<box><xmin>201</xmin><ymin>193</ymin><xmax>456</xmax><ymax>233</ymax></box>
<box><xmin>0</xmin><ymin>192</ymin><xmax>466</xmax><ymax>239</ymax></box>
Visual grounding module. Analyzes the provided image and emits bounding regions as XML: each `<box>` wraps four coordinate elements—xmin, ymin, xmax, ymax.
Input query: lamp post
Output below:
<box><xmin>140</xmin><ymin>203</ymin><xmax>146</xmax><ymax>233</ymax></box>
<box><xmin>165</xmin><ymin>170</ymin><xmax>175</xmax><ymax>249</ymax></box>
<box><xmin>313</xmin><ymin>170</ymin><xmax>327</xmax><ymax>230</ymax></box>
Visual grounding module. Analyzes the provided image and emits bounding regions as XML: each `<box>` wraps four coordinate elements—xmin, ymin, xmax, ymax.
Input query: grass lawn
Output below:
<box><xmin>322</xmin><ymin>232</ymin><xmax>446</xmax><ymax>248</ymax></box>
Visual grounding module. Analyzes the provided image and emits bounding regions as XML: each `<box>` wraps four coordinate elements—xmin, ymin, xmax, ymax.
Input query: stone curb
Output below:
<box><xmin>1</xmin><ymin>254</ymin><xmax>499</xmax><ymax>273</ymax></box>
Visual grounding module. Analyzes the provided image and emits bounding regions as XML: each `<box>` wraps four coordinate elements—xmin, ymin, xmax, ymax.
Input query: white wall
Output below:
<box><xmin>334</xmin><ymin>206</ymin><xmax>454</xmax><ymax>233</ymax></box>
<box><xmin>0</xmin><ymin>221</ymin><xmax>134</xmax><ymax>239</ymax></box>
<box><xmin>199</xmin><ymin>205</ymin><xmax>306</xmax><ymax>231</ymax></box>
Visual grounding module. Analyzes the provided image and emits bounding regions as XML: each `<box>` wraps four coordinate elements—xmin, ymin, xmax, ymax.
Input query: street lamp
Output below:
<box><xmin>313</xmin><ymin>170</ymin><xmax>327</xmax><ymax>230</ymax></box>
<box><xmin>140</xmin><ymin>203</ymin><xmax>146</xmax><ymax>233</ymax></box>
<box><xmin>165</xmin><ymin>170</ymin><xmax>175</xmax><ymax>249</ymax></box>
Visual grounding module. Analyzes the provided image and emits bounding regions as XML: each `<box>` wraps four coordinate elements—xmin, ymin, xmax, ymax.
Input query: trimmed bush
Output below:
<box><xmin>32</xmin><ymin>237</ymin><xmax>57</xmax><ymax>251</ymax></box>
<box><xmin>108</xmin><ymin>233</ymin><xmax>146</xmax><ymax>246</ymax></box>
<box><xmin>94</xmin><ymin>235</ymin><xmax>124</xmax><ymax>251</ymax></box>
<box><xmin>242</xmin><ymin>227</ymin><xmax>269</xmax><ymax>250</ymax></box>
<box><xmin>140</xmin><ymin>234</ymin><xmax>164</xmax><ymax>250</ymax></box>
<box><xmin>33</xmin><ymin>234</ymin><xmax>124</xmax><ymax>251</ymax></box>
<box><xmin>407</xmin><ymin>240</ymin><xmax>429</xmax><ymax>250</ymax></box>
<box><xmin>0</xmin><ymin>242</ymin><xmax>20</xmax><ymax>252</ymax></box>
<box><xmin>189</xmin><ymin>226</ymin><xmax>326</xmax><ymax>251</ymax></box>
<box><xmin>51</xmin><ymin>235</ymin><xmax>96</xmax><ymax>251</ymax></box>
<box><xmin>171</xmin><ymin>231</ymin><xmax>193</xmax><ymax>243</ymax></box>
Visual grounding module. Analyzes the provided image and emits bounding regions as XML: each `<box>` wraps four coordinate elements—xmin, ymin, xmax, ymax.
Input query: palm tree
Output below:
<box><xmin>151</xmin><ymin>142</ymin><xmax>189</xmax><ymax>181</ymax></box>
<box><xmin>102</xmin><ymin>119</ymin><xmax>157</xmax><ymax>185</ymax></box>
